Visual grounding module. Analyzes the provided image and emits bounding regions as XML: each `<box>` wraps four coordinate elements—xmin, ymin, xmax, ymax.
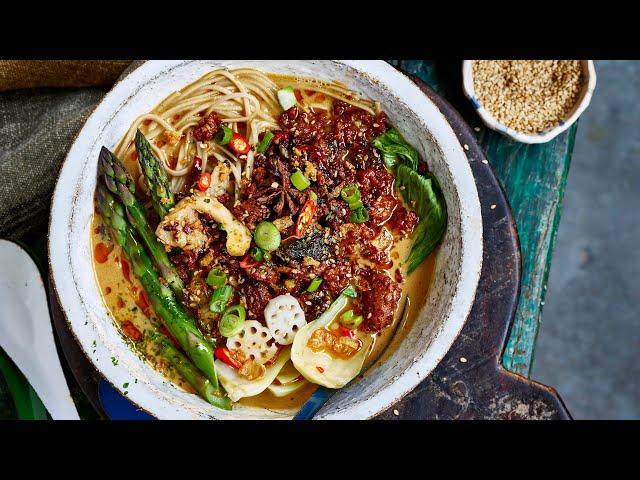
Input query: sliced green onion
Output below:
<box><xmin>214</xmin><ymin>125</ymin><xmax>233</xmax><ymax>145</ymax></box>
<box><xmin>341</xmin><ymin>285</ymin><xmax>357</xmax><ymax>298</ymax></box>
<box><xmin>206</xmin><ymin>269</ymin><xmax>226</xmax><ymax>288</ymax></box>
<box><xmin>340</xmin><ymin>310</ymin><xmax>363</xmax><ymax>329</ymax></box>
<box><xmin>251</xmin><ymin>246</ymin><xmax>265</xmax><ymax>262</ymax></box>
<box><xmin>256</xmin><ymin>131</ymin><xmax>274</xmax><ymax>154</ymax></box>
<box><xmin>341</xmin><ymin>184</ymin><xmax>361</xmax><ymax>205</ymax></box>
<box><xmin>277</xmin><ymin>86</ymin><xmax>297</xmax><ymax>110</ymax></box>
<box><xmin>210</xmin><ymin>285</ymin><xmax>233</xmax><ymax>313</ymax></box>
<box><xmin>219</xmin><ymin>304</ymin><xmax>246</xmax><ymax>337</ymax></box>
<box><xmin>341</xmin><ymin>309</ymin><xmax>354</xmax><ymax>322</ymax></box>
<box><xmin>254</xmin><ymin>221</ymin><xmax>281</xmax><ymax>251</ymax></box>
<box><xmin>290</xmin><ymin>169</ymin><xmax>310</xmax><ymax>191</ymax></box>
<box><xmin>347</xmin><ymin>199</ymin><xmax>363</xmax><ymax>210</ymax></box>
<box><xmin>263</xmin><ymin>251</ymin><xmax>272</xmax><ymax>261</ymax></box>
<box><xmin>306</xmin><ymin>277</ymin><xmax>323</xmax><ymax>293</ymax></box>
<box><xmin>309</xmin><ymin>190</ymin><xmax>318</xmax><ymax>203</ymax></box>
<box><xmin>350</xmin><ymin>206</ymin><xmax>369</xmax><ymax>224</ymax></box>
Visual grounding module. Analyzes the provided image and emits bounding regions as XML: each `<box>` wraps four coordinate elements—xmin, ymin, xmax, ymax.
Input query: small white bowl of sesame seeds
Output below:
<box><xmin>462</xmin><ymin>60</ymin><xmax>596</xmax><ymax>144</ymax></box>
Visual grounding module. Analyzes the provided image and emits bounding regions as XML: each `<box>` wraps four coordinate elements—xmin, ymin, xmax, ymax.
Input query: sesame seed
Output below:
<box><xmin>460</xmin><ymin>357</ymin><xmax>467</xmax><ymax>363</ymax></box>
<box><xmin>482</xmin><ymin>159</ymin><xmax>489</xmax><ymax>164</ymax></box>
<box><xmin>474</xmin><ymin>127</ymin><xmax>481</xmax><ymax>132</ymax></box>
<box><xmin>393</xmin><ymin>409</ymin><xmax>400</xmax><ymax>416</ymax></box>
<box><xmin>490</xmin><ymin>204</ymin><xmax>497</xmax><ymax>210</ymax></box>
<box><xmin>472</xmin><ymin>60</ymin><xmax>584</xmax><ymax>134</ymax></box>
<box><xmin>463</xmin><ymin>144</ymin><xmax>469</xmax><ymax>151</ymax></box>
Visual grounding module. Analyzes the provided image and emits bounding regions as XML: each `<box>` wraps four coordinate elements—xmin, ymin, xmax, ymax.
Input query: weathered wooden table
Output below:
<box><xmin>0</xmin><ymin>60</ymin><xmax>576</xmax><ymax>419</ymax></box>
<box><xmin>390</xmin><ymin>60</ymin><xmax>575</xmax><ymax>378</ymax></box>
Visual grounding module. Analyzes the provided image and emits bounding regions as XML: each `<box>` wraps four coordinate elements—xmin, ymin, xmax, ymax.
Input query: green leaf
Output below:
<box><xmin>0</xmin><ymin>348</ymin><xmax>48</xmax><ymax>420</ymax></box>
<box><xmin>371</xmin><ymin>128</ymin><xmax>420</xmax><ymax>171</ymax></box>
<box><xmin>396</xmin><ymin>165</ymin><xmax>447</xmax><ymax>274</ymax></box>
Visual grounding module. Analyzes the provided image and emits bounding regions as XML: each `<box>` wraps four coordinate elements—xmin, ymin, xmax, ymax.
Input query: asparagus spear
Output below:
<box><xmin>95</xmin><ymin>184</ymin><xmax>222</xmax><ymax>393</ymax></box>
<box><xmin>98</xmin><ymin>146</ymin><xmax>184</xmax><ymax>296</ymax></box>
<box><xmin>147</xmin><ymin>330</ymin><xmax>231</xmax><ymax>410</ymax></box>
<box><xmin>135</xmin><ymin>130</ymin><xmax>175</xmax><ymax>219</ymax></box>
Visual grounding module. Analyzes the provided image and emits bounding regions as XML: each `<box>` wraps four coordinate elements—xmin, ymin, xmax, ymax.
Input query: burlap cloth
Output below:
<box><xmin>0</xmin><ymin>61</ymin><xmax>136</xmax><ymax>239</ymax></box>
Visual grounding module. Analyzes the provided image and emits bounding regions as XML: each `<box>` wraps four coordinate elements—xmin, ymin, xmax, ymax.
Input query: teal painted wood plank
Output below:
<box><xmin>391</xmin><ymin>60</ymin><xmax>576</xmax><ymax>378</ymax></box>
<box><xmin>480</xmin><ymin>126</ymin><xmax>576</xmax><ymax>376</ymax></box>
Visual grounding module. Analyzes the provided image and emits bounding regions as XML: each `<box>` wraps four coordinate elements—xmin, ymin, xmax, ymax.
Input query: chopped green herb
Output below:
<box><xmin>250</xmin><ymin>246</ymin><xmax>265</xmax><ymax>262</ymax></box>
<box><xmin>306</xmin><ymin>277</ymin><xmax>323</xmax><ymax>293</ymax></box>
<box><xmin>341</xmin><ymin>285</ymin><xmax>357</xmax><ymax>298</ymax></box>
<box><xmin>111</xmin><ymin>356</ymin><xmax>119</xmax><ymax>366</ymax></box>
<box><xmin>339</xmin><ymin>309</ymin><xmax>363</xmax><ymax>328</ymax></box>
<box><xmin>215</xmin><ymin>125</ymin><xmax>233</xmax><ymax>145</ymax></box>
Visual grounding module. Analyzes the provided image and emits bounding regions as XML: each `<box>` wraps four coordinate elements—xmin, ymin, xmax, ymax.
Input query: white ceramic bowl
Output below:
<box><xmin>49</xmin><ymin>61</ymin><xmax>483</xmax><ymax>419</ymax></box>
<box><xmin>462</xmin><ymin>60</ymin><xmax>596</xmax><ymax>144</ymax></box>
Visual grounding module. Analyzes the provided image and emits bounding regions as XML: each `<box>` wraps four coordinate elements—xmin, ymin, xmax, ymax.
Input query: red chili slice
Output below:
<box><xmin>197</xmin><ymin>172</ymin><xmax>211</xmax><ymax>191</ymax></box>
<box><xmin>272</xmin><ymin>132</ymin><xmax>287</xmax><ymax>145</ymax></box>
<box><xmin>239</xmin><ymin>254</ymin><xmax>261</xmax><ymax>269</ymax></box>
<box><xmin>215</xmin><ymin>347</ymin><xmax>243</xmax><ymax>369</ymax></box>
<box><xmin>295</xmin><ymin>199</ymin><xmax>317</xmax><ymax>237</ymax></box>
<box><xmin>228</xmin><ymin>132</ymin><xmax>251</xmax><ymax>155</ymax></box>
<box><xmin>338</xmin><ymin>325</ymin><xmax>356</xmax><ymax>338</ymax></box>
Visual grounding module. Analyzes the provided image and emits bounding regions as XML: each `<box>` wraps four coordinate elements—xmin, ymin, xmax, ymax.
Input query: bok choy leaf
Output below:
<box><xmin>371</xmin><ymin>127</ymin><xmax>447</xmax><ymax>274</ymax></box>
<box><xmin>395</xmin><ymin>164</ymin><xmax>447</xmax><ymax>274</ymax></box>
<box><xmin>371</xmin><ymin>128</ymin><xmax>420</xmax><ymax>171</ymax></box>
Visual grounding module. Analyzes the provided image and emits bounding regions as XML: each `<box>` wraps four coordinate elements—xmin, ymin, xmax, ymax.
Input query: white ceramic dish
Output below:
<box><xmin>462</xmin><ymin>60</ymin><xmax>596</xmax><ymax>144</ymax></box>
<box><xmin>49</xmin><ymin>60</ymin><xmax>483</xmax><ymax>419</ymax></box>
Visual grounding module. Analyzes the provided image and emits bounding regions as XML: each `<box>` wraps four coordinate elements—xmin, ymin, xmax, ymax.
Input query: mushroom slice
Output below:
<box><xmin>156</xmin><ymin>194</ymin><xmax>251</xmax><ymax>256</ymax></box>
